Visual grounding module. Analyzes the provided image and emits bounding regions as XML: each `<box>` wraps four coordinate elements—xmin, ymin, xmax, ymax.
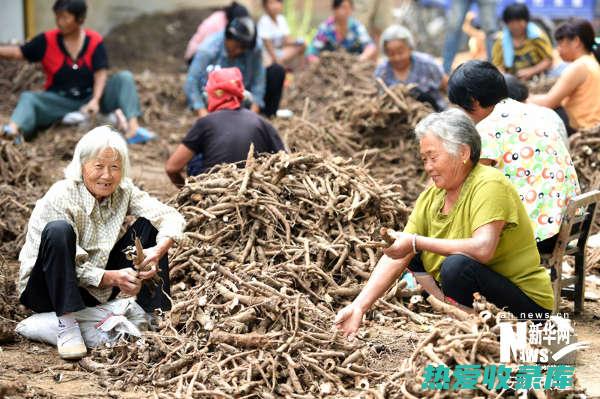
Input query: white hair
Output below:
<box><xmin>64</xmin><ymin>125</ymin><xmax>130</xmax><ymax>185</ymax></box>
<box><xmin>380</xmin><ymin>24</ymin><xmax>414</xmax><ymax>51</ymax></box>
<box><xmin>414</xmin><ymin>108</ymin><xmax>481</xmax><ymax>164</ymax></box>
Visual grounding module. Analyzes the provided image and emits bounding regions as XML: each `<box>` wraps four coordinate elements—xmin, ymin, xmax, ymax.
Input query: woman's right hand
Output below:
<box><xmin>102</xmin><ymin>268</ymin><xmax>142</xmax><ymax>296</ymax></box>
<box><xmin>334</xmin><ymin>303</ymin><xmax>365</xmax><ymax>339</ymax></box>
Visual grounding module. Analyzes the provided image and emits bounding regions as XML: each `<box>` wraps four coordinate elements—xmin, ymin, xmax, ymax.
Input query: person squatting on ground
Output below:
<box><xmin>258</xmin><ymin>0</ymin><xmax>306</xmax><ymax>70</ymax></box>
<box><xmin>448</xmin><ymin>60</ymin><xmax>580</xmax><ymax>256</ymax></box>
<box><xmin>375</xmin><ymin>25</ymin><xmax>448</xmax><ymax>111</ymax></box>
<box><xmin>0</xmin><ymin>0</ymin><xmax>155</xmax><ymax>144</ymax></box>
<box><xmin>167</xmin><ymin>67</ymin><xmax>285</xmax><ymax>188</ymax></box>
<box><xmin>307</xmin><ymin>0</ymin><xmax>377</xmax><ymax>62</ymax></box>
<box><xmin>442</xmin><ymin>0</ymin><xmax>498</xmax><ymax>74</ymax></box>
<box><xmin>491</xmin><ymin>3</ymin><xmax>553</xmax><ymax>80</ymax></box>
<box><xmin>334</xmin><ymin>109</ymin><xmax>555</xmax><ymax>339</ymax></box>
<box><xmin>528</xmin><ymin>18</ymin><xmax>600</xmax><ymax>131</ymax></box>
<box><xmin>185</xmin><ymin>16</ymin><xmax>286</xmax><ymax>119</ymax></box>
<box><xmin>18</xmin><ymin>126</ymin><xmax>185</xmax><ymax>359</ymax></box>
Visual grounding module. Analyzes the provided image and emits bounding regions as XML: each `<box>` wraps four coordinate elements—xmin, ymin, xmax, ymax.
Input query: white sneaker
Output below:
<box><xmin>57</xmin><ymin>321</ymin><xmax>87</xmax><ymax>360</ymax></box>
<box><xmin>276</xmin><ymin>109</ymin><xmax>294</xmax><ymax>119</ymax></box>
<box><xmin>61</xmin><ymin>111</ymin><xmax>88</xmax><ymax>125</ymax></box>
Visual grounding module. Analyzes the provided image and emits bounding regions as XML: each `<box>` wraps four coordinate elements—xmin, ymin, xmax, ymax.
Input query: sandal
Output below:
<box><xmin>126</xmin><ymin>127</ymin><xmax>156</xmax><ymax>145</ymax></box>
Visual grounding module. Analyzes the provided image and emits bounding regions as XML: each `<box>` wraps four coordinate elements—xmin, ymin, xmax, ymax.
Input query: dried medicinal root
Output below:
<box><xmin>87</xmin><ymin>151</ymin><xmax>416</xmax><ymax>397</ymax></box>
<box><xmin>123</xmin><ymin>236</ymin><xmax>162</xmax><ymax>296</ymax></box>
<box><xmin>379</xmin><ymin>227</ymin><xmax>398</xmax><ymax>246</ymax></box>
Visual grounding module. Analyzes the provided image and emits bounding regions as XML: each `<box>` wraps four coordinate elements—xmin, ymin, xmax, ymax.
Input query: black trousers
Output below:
<box><xmin>408</xmin><ymin>254</ymin><xmax>551</xmax><ymax>317</ymax></box>
<box><xmin>20</xmin><ymin>218</ymin><xmax>171</xmax><ymax>316</ymax></box>
<box><xmin>537</xmin><ymin>234</ymin><xmax>558</xmax><ymax>255</ymax></box>
<box><xmin>262</xmin><ymin>63</ymin><xmax>286</xmax><ymax>117</ymax></box>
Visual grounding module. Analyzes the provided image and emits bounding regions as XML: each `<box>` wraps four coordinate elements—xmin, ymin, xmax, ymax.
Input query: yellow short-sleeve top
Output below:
<box><xmin>404</xmin><ymin>164</ymin><xmax>554</xmax><ymax>310</ymax></box>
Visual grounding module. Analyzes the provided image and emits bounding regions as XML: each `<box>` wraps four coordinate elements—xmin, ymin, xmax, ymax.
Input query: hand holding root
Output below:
<box><xmin>111</xmin><ymin>268</ymin><xmax>142</xmax><ymax>296</ymax></box>
<box><xmin>380</xmin><ymin>227</ymin><xmax>398</xmax><ymax>246</ymax></box>
<box><xmin>123</xmin><ymin>237</ymin><xmax>162</xmax><ymax>293</ymax></box>
<box><xmin>380</xmin><ymin>227</ymin><xmax>413</xmax><ymax>259</ymax></box>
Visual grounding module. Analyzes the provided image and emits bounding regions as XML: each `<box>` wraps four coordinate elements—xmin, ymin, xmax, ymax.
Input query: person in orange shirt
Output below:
<box><xmin>528</xmin><ymin>19</ymin><xmax>600</xmax><ymax>130</ymax></box>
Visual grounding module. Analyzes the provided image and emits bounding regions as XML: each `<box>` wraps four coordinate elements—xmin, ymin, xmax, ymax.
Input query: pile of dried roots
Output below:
<box><xmin>383</xmin><ymin>294</ymin><xmax>508</xmax><ymax>398</ymax></box>
<box><xmin>0</xmin><ymin>256</ymin><xmax>22</xmax><ymax>343</ymax></box>
<box><xmin>569</xmin><ymin>124</ymin><xmax>600</xmax><ymax>192</ymax></box>
<box><xmin>0</xmin><ymin>60</ymin><xmax>44</xmax><ymax>114</ymax></box>
<box><xmin>0</xmin><ymin>142</ymin><xmax>49</xmax><ymax>258</ymax></box>
<box><xmin>284</xmin><ymin>52</ymin><xmax>377</xmax><ymax>118</ymax></box>
<box><xmin>569</xmin><ymin>124</ymin><xmax>600</xmax><ymax>234</ymax></box>
<box><xmin>279</xmin><ymin>53</ymin><xmax>433</xmax><ymax>205</ymax></box>
<box><xmin>86</xmin><ymin>151</ymin><xmax>429</xmax><ymax>397</ymax></box>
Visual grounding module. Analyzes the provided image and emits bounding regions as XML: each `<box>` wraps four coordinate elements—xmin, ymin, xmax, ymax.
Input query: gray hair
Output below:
<box><xmin>64</xmin><ymin>125</ymin><xmax>130</xmax><ymax>185</ymax></box>
<box><xmin>380</xmin><ymin>24</ymin><xmax>414</xmax><ymax>52</ymax></box>
<box><xmin>414</xmin><ymin>108</ymin><xmax>481</xmax><ymax>164</ymax></box>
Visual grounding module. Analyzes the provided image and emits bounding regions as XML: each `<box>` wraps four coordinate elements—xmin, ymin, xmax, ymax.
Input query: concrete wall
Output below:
<box><xmin>0</xmin><ymin>0</ymin><xmax>25</xmax><ymax>42</ymax></box>
<box><xmin>30</xmin><ymin>0</ymin><xmax>260</xmax><ymax>37</ymax></box>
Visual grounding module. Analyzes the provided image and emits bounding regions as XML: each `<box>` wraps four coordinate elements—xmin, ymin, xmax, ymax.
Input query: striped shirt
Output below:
<box><xmin>18</xmin><ymin>178</ymin><xmax>185</xmax><ymax>303</ymax></box>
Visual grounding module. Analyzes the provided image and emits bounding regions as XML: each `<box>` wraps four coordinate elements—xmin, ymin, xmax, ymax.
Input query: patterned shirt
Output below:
<box><xmin>307</xmin><ymin>16</ymin><xmax>373</xmax><ymax>56</ymax></box>
<box><xmin>374</xmin><ymin>51</ymin><xmax>447</xmax><ymax>110</ymax></box>
<box><xmin>19</xmin><ymin>178</ymin><xmax>185</xmax><ymax>303</ymax></box>
<box><xmin>184</xmin><ymin>31</ymin><xmax>266</xmax><ymax>110</ymax></box>
<box><xmin>476</xmin><ymin>98</ymin><xmax>581</xmax><ymax>241</ymax></box>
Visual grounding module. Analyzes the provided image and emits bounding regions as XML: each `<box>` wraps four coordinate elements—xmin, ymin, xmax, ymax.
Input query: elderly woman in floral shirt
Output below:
<box><xmin>18</xmin><ymin>126</ymin><xmax>185</xmax><ymax>360</ymax></box>
<box><xmin>307</xmin><ymin>0</ymin><xmax>376</xmax><ymax>62</ymax></box>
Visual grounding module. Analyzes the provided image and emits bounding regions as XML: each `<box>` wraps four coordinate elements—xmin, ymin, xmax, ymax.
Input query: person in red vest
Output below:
<box><xmin>0</xmin><ymin>0</ymin><xmax>155</xmax><ymax>144</ymax></box>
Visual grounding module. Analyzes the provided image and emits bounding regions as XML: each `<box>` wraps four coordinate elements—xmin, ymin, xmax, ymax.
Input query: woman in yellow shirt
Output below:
<box><xmin>528</xmin><ymin>19</ymin><xmax>600</xmax><ymax>130</ymax></box>
<box><xmin>335</xmin><ymin>109</ymin><xmax>554</xmax><ymax>337</ymax></box>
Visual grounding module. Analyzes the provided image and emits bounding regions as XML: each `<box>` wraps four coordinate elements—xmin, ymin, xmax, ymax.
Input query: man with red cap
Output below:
<box><xmin>166</xmin><ymin>67</ymin><xmax>285</xmax><ymax>187</ymax></box>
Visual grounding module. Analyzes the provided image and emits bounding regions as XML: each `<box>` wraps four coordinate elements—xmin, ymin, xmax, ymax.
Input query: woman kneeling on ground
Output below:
<box><xmin>18</xmin><ymin>126</ymin><xmax>185</xmax><ymax>360</ymax></box>
<box><xmin>335</xmin><ymin>109</ymin><xmax>554</xmax><ymax>337</ymax></box>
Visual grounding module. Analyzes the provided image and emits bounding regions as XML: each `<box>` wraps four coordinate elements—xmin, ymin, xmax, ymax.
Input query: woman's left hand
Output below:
<box><xmin>81</xmin><ymin>98</ymin><xmax>100</xmax><ymax>116</ymax></box>
<box><xmin>383</xmin><ymin>232</ymin><xmax>413</xmax><ymax>259</ymax></box>
<box><xmin>138</xmin><ymin>246</ymin><xmax>163</xmax><ymax>280</ymax></box>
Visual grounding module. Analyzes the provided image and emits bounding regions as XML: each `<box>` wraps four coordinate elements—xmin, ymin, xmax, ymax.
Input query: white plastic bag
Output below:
<box><xmin>15</xmin><ymin>298</ymin><xmax>148</xmax><ymax>348</ymax></box>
